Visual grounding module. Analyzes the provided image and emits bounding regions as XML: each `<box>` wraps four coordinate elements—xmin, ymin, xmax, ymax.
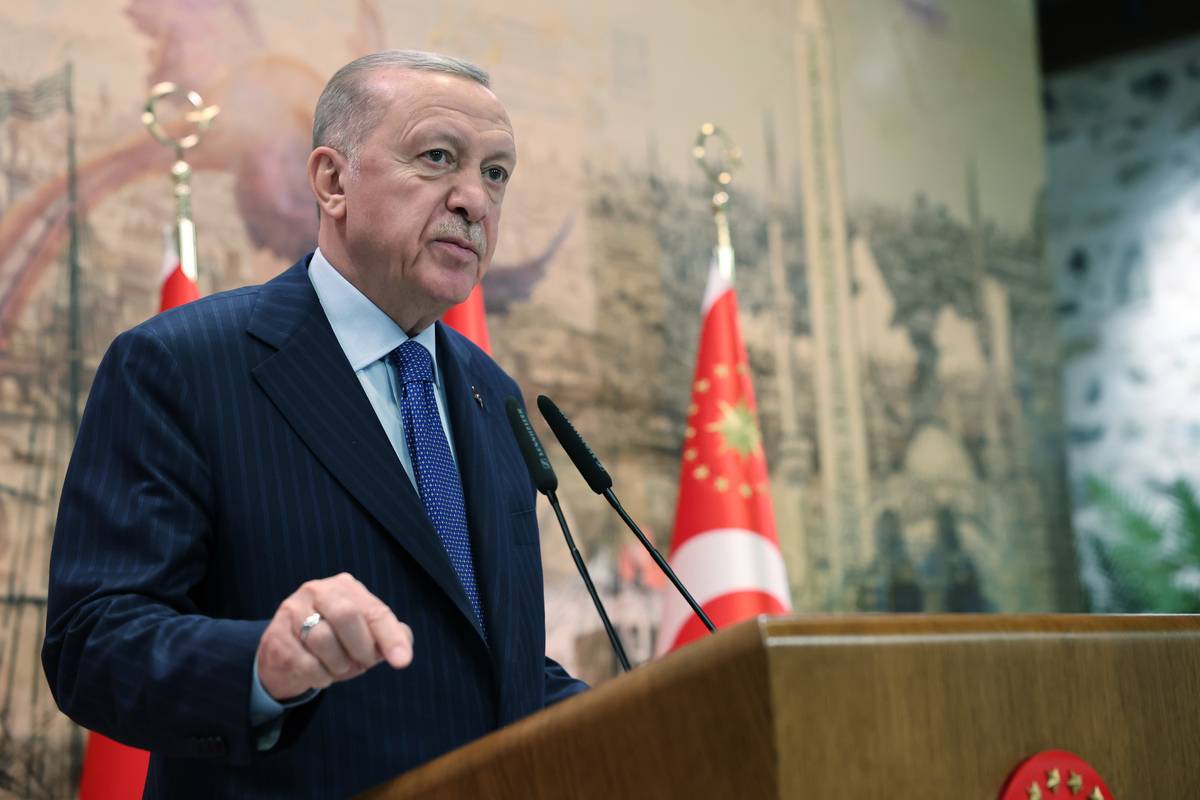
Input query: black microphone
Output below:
<box><xmin>536</xmin><ymin>395</ymin><xmax>717</xmax><ymax>635</ymax></box>
<box><xmin>504</xmin><ymin>397</ymin><xmax>630</xmax><ymax>673</ymax></box>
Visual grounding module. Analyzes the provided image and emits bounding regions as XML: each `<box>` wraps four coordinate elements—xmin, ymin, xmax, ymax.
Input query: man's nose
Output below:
<box><xmin>447</xmin><ymin>172</ymin><xmax>489</xmax><ymax>223</ymax></box>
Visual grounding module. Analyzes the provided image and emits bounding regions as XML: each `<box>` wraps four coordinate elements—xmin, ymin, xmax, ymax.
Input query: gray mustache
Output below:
<box><xmin>432</xmin><ymin>219</ymin><xmax>486</xmax><ymax>255</ymax></box>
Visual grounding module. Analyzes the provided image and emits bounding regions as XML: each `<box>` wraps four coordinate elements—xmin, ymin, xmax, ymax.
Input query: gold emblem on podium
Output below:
<box><xmin>998</xmin><ymin>751</ymin><xmax>1113</xmax><ymax>800</ymax></box>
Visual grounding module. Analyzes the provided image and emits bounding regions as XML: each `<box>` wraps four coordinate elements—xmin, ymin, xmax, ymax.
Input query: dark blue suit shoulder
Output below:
<box><xmin>127</xmin><ymin>285</ymin><xmax>262</xmax><ymax>353</ymax></box>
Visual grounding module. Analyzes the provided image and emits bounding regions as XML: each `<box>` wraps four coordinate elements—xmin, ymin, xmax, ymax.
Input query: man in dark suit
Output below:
<box><xmin>42</xmin><ymin>50</ymin><xmax>586</xmax><ymax>798</ymax></box>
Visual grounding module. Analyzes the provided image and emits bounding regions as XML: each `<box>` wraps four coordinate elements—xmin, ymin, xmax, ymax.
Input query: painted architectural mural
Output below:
<box><xmin>0</xmin><ymin>0</ymin><xmax>1074</xmax><ymax>794</ymax></box>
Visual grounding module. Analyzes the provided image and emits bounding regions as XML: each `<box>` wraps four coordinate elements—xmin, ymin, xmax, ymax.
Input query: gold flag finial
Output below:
<box><xmin>693</xmin><ymin>123</ymin><xmax>742</xmax><ymax>282</ymax></box>
<box><xmin>142</xmin><ymin>83</ymin><xmax>219</xmax><ymax>286</ymax></box>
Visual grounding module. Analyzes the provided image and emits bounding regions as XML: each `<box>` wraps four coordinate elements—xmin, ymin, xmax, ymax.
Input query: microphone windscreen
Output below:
<box><xmin>536</xmin><ymin>395</ymin><xmax>613</xmax><ymax>494</ymax></box>
<box><xmin>505</xmin><ymin>396</ymin><xmax>558</xmax><ymax>495</ymax></box>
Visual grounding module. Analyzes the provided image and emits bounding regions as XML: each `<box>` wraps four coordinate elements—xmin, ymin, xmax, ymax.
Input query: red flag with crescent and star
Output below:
<box><xmin>78</xmin><ymin>226</ymin><xmax>199</xmax><ymax>799</ymax></box>
<box><xmin>658</xmin><ymin>257</ymin><xmax>791</xmax><ymax>655</ymax></box>
<box><xmin>442</xmin><ymin>283</ymin><xmax>492</xmax><ymax>353</ymax></box>
<box><xmin>157</xmin><ymin>226</ymin><xmax>199</xmax><ymax>311</ymax></box>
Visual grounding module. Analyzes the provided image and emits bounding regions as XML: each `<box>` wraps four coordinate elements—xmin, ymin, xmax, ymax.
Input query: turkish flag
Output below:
<box><xmin>79</xmin><ymin>734</ymin><xmax>149</xmax><ymax>800</ymax></box>
<box><xmin>79</xmin><ymin>228</ymin><xmax>197</xmax><ymax>798</ymax></box>
<box><xmin>158</xmin><ymin>227</ymin><xmax>199</xmax><ymax>312</ymax></box>
<box><xmin>658</xmin><ymin>258</ymin><xmax>791</xmax><ymax>655</ymax></box>
<box><xmin>442</xmin><ymin>283</ymin><xmax>492</xmax><ymax>354</ymax></box>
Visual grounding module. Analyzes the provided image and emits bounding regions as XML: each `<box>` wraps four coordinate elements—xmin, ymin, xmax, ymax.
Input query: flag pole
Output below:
<box><xmin>692</xmin><ymin>122</ymin><xmax>742</xmax><ymax>281</ymax></box>
<box><xmin>63</xmin><ymin>63</ymin><xmax>83</xmax><ymax>438</ymax></box>
<box><xmin>660</xmin><ymin>125</ymin><xmax>792</xmax><ymax>655</ymax></box>
<box><xmin>79</xmin><ymin>81</ymin><xmax>220</xmax><ymax>800</ymax></box>
<box><xmin>141</xmin><ymin>83</ymin><xmax>219</xmax><ymax>295</ymax></box>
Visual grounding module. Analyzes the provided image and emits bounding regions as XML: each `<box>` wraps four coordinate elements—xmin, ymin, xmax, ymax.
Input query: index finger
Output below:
<box><xmin>364</xmin><ymin>602</ymin><xmax>413</xmax><ymax>668</ymax></box>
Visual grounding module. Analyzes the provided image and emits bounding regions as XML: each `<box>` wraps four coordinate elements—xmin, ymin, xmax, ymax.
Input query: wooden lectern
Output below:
<box><xmin>362</xmin><ymin>615</ymin><xmax>1200</xmax><ymax>798</ymax></box>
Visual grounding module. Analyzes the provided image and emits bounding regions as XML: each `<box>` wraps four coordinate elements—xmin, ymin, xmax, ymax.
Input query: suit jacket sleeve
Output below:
<box><xmin>42</xmin><ymin>325</ymin><xmax>269</xmax><ymax>765</ymax></box>
<box><xmin>543</xmin><ymin>656</ymin><xmax>588</xmax><ymax>705</ymax></box>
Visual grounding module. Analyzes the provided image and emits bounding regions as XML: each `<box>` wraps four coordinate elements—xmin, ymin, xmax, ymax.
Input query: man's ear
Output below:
<box><xmin>308</xmin><ymin>146</ymin><xmax>348</xmax><ymax>220</ymax></box>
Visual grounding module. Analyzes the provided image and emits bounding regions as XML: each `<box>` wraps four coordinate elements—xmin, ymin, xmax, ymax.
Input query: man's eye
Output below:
<box><xmin>424</xmin><ymin>149</ymin><xmax>450</xmax><ymax>164</ymax></box>
<box><xmin>485</xmin><ymin>166</ymin><xmax>509</xmax><ymax>184</ymax></box>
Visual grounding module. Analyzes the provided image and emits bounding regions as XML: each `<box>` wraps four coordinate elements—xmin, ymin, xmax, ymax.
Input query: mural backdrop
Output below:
<box><xmin>0</xmin><ymin>0</ymin><xmax>1076</xmax><ymax>795</ymax></box>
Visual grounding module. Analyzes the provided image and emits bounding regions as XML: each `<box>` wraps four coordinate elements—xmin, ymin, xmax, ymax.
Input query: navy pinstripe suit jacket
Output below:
<box><xmin>42</xmin><ymin>255</ymin><xmax>586</xmax><ymax>798</ymax></box>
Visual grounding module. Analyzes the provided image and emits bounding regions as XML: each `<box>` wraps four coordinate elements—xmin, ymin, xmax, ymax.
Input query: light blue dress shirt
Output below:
<box><xmin>250</xmin><ymin>248</ymin><xmax>460</xmax><ymax>744</ymax></box>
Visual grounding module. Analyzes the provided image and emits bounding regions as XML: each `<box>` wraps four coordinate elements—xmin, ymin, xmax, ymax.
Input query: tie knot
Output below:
<box><xmin>390</xmin><ymin>340</ymin><xmax>434</xmax><ymax>385</ymax></box>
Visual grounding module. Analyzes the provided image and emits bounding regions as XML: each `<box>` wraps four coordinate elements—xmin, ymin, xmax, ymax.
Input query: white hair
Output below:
<box><xmin>312</xmin><ymin>50</ymin><xmax>490</xmax><ymax>162</ymax></box>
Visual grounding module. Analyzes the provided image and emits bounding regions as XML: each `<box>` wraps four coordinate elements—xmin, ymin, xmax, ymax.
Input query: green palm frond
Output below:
<box><xmin>1165</xmin><ymin>478</ymin><xmax>1200</xmax><ymax>566</ymax></box>
<box><xmin>1088</xmin><ymin>537</ymin><xmax>1152</xmax><ymax>612</ymax></box>
<box><xmin>1086</xmin><ymin>475</ymin><xmax>1162</xmax><ymax>550</ymax></box>
<box><xmin>1086</xmin><ymin>475</ymin><xmax>1198</xmax><ymax>612</ymax></box>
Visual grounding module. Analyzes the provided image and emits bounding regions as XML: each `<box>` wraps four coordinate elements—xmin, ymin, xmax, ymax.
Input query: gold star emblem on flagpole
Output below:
<box><xmin>1027</xmin><ymin>782</ymin><xmax>1042</xmax><ymax>800</ymax></box>
<box><xmin>1088</xmin><ymin>789</ymin><xmax>1103</xmax><ymax>800</ymax></box>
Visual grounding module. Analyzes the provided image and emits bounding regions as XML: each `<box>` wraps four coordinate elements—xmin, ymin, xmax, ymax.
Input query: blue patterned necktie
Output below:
<box><xmin>388</xmin><ymin>340</ymin><xmax>486</xmax><ymax>636</ymax></box>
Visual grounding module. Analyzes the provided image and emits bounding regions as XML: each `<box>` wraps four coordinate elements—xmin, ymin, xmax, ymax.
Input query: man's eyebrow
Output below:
<box><xmin>486</xmin><ymin>145</ymin><xmax>517</xmax><ymax>165</ymax></box>
<box><xmin>407</xmin><ymin>128</ymin><xmax>515</xmax><ymax>164</ymax></box>
<box><xmin>409</xmin><ymin>128</ymin><xmax>468</xmax><ymax>152</ymax></box>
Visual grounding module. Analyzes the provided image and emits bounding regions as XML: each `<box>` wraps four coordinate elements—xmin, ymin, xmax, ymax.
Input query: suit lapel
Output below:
<box><xmin>437</xmin><ymin>325</ymin><xmax>514</xmax><ymax>673</ymax></box>
<box><xmin>246</xmin><ymin>259</ymin><xmax>483</xmax><ymax>642</ymax></box>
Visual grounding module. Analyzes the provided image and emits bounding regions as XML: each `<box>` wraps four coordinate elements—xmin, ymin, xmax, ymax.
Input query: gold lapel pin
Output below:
<box><xmin>471</xmin><ymin>386</ymin><xmax>484</xmax><ymax>409</ymax></box>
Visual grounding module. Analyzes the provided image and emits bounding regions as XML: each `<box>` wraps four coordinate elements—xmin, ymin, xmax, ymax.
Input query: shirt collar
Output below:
<box><xmin>307</xmin><ymin>248</ymin><xmax>439</xmax><ymax>378</ymax></box>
